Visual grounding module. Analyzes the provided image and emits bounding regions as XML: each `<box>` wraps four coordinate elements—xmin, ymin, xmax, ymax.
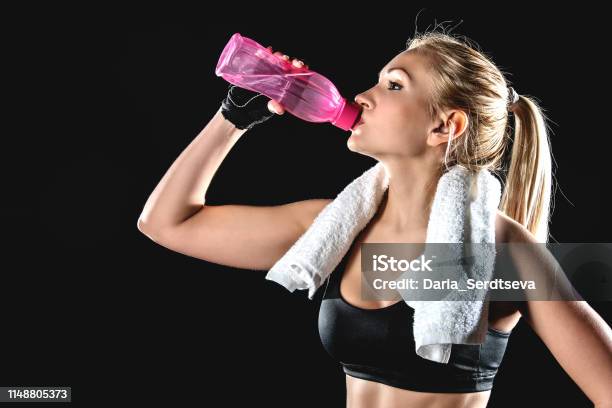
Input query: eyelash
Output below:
<box><xmin>387</xmin><ymin>81</ymin><xmax>403</xmax><ymax>91</ymax></box>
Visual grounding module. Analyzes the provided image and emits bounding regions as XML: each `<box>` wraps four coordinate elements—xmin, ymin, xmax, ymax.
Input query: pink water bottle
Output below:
<box><xmin>215</xmin><ymin>33</ymin><xmax>362</xmax><ymax>131</ymax></box>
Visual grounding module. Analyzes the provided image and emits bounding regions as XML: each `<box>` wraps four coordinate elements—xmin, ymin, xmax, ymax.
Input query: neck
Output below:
<box><xmin>378</xmin><ymin>160</ymin><xmax>443</xmax><ymax>233</ymax></box>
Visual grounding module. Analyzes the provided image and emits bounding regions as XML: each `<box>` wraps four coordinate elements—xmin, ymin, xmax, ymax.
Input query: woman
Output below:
<box><xmin>137</xmin><ymin>30</ymin><xmax>612</xmax><ymax>407</ymax></box>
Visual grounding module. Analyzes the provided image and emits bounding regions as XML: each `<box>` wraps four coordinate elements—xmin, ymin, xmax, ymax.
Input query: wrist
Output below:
<box><xmin>214</xmin><ymin>107</ymin><xmax>248</xmax><ymax>137</ymax></box>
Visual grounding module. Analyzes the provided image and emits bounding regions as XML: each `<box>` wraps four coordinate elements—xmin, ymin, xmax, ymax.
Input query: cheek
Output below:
<box><xmin>385</xmin><ymin>106</ymin><xmax>431</xmax><ymax>153</ymax></box>
<box><xmin>385</xmin><ymin>103</ymin><xmax>426</xmax><ymax>133</ymax></box>
<box><xmin>385</xmin><ymin>97</ymin><xmax>425</xmax><ymax>125</ymax></box>
<box><xmin>348</xmin><ymin>99</ymin><xmax>429</xmax><ymax>154</ymax></box>
<box><xmin>388</xmin><ymin>129</ymin><xmax>425</xmax><ymax>155</ymax></box>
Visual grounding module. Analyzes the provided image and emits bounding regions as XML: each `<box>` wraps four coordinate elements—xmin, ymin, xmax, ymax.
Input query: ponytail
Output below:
<box><xmin>499</xmin><ymin>95</ymin><xmax>553</xmax><ymax>242</ymax></box>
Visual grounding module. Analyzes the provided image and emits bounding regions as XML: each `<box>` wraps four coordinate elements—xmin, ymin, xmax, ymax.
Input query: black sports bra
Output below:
<box><xmin>317</xmin><ymin>243</ymin><xmax>512</xmax><ymax>393</ymax></box>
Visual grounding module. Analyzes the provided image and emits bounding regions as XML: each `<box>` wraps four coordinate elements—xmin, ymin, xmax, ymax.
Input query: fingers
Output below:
<box><xmin>264</xmin><ymin>45</ymin><xmax>307</xmax><ymax>116</ymax></box>
<box><xmin>267</xmin><ymin>46</ymin><xmax>308</xmax><ymax>69</ymax></box>
<box><xmin>267</xmin><ymin>99</ymin><xmax>285</xmax><ymax>115</ymax></box>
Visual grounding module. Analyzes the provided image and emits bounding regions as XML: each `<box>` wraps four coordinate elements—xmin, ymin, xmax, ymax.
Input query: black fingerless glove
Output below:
<box><xmin>220</xmin><ymin>85</ymin><xmax>276</xmax><ymax>130</ymax></box>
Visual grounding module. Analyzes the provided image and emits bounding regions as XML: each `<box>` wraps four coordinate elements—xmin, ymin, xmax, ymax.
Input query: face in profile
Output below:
<box><xmin>349</xmin><ymin>50</ymin><xmax>437</xmax><ymax>161</ymax></box>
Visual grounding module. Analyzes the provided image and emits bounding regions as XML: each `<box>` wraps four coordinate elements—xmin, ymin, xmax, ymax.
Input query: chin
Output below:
<box><xmin>347</xmin><ymin>137</ymin><xmax>377</xmax><ymax>159</ymax></box>
<box><xmin>347</xmin><ymin>134</ymin><xmax>361</xmax><ymax>152</ymax></box>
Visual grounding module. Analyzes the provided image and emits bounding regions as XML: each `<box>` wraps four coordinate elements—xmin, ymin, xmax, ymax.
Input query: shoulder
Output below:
<box><xmin>293</xmin><ymin>198</ymin><xmax>333</xmax><ymax>232</ymax></box>
<box><xmin>495</xmin><ymin>209</ymin><xmax>538</xmax><ymax>244</ymax></box>
<box><xmin>494</xmin><ymin>209</ymin><xmax>546</xmax><ymax>317</ymax></box>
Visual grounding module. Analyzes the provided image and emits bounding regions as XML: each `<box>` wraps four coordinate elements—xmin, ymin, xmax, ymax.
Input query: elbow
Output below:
<box><xmin>137</xmin><ymin>216</ymin><xmax>163</xmax><ymax>241</ymax></box>
<box><xmin>137</xmin><ymin>216</ymin><xmax>178</xmax><ymax>246</ymax></box>
<box><xmin>137</xmin><ymin>217</ymin><xmax>148</xmax><ymax>234</ymax></box>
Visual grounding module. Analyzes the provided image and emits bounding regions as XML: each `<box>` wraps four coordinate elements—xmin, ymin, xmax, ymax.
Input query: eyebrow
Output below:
<box><xmin>378</xmin><ymin>67</ymin><xmax>412</xmax><ymax>82</ymax></box>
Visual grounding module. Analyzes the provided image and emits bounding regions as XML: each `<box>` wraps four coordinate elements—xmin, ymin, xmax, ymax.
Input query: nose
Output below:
<box><xmin>354</xmin><ymin>93</ymin><xmax>371</xmax><ymax>110</ymax></box>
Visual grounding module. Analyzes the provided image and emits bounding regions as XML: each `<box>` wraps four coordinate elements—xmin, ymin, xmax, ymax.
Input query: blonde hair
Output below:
<box><xmin>406</xmin><ymin>30</ymin><xmax>554</xmax><ymax>242</ymax></box>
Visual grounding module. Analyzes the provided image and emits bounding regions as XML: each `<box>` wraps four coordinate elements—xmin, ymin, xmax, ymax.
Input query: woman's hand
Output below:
<box><xmin>265</xmin><ymin>45</ymin><xmax>309</xmax><ymax>115</ymax></box>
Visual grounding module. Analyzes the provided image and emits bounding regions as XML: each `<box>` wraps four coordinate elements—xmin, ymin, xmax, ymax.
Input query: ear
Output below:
<box><xmin>427</xmin><ymin>109</ymin><xmax>468</xmax><ymax>147</ymax></box>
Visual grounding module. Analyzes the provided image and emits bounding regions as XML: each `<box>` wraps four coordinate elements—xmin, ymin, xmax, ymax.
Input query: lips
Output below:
<box><xmin>353</xmin><ymin>116</ymin><xmax>365</xmax><ymax>129</ymax></box>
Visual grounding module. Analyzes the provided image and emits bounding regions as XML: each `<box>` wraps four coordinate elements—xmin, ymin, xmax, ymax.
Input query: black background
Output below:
<box><xmin>3</xmin><ymin>3</ymin><xmax>611</xmax><ymax>407</ymax></box>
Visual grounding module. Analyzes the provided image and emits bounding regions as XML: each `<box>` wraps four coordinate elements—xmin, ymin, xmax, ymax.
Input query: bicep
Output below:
<box><xmin>146</xmin><ymin>199</ymin><xmax>332</xmax><ymax>271</ymax></box>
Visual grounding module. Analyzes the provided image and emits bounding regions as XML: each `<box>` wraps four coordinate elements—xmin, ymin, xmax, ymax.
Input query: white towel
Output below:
<box><xmin>265</xmin><ymin>161</ymin><xmax>501</xmax><ymax>364</ymax></box>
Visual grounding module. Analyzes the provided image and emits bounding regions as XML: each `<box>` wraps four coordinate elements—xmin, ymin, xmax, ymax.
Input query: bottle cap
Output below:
<box><xmin>332</xmin><ymin>99</ymin><xmax>362</xmax><ymax>131</ymax></box>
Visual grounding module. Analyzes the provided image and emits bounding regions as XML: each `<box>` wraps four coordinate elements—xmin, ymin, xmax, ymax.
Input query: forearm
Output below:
<box><xmin>138</xmin><ymin>107</ymin><xmax>247</xmax><ymax>231</ymax></box>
